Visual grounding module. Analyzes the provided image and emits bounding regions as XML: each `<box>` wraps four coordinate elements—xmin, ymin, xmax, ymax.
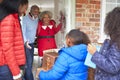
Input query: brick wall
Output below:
<box><xmin>76</xmin><ymin>0</ymin><xmax>101</xmax><ymax>43</ymax></box>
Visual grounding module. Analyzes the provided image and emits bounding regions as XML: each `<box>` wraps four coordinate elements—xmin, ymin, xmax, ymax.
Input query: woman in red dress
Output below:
<box><xmin>37</xmin><ymin>11</ymin><xmax>64</xmax><ymax>57</ymax></box>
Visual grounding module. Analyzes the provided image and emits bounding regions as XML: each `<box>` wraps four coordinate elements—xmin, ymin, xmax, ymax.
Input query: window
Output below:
<box><xmin>98</xmin><ymin>0</ymin><xmax>120</xmax><ymax>43</ymax></box>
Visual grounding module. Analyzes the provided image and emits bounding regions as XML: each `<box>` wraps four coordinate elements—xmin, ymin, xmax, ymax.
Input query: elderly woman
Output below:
<box><xmin>37</xmin><ymin>11</ymin><xmax>64</xmax><ymax>57</ymax></box>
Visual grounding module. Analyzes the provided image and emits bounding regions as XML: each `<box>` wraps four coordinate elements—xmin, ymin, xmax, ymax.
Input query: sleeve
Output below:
<box><xmin>91</xmin><ymin>45</ymin><xmax>120</xmax><ymax>74</ymax></box>
<box><xmin>1</xmin><ymin>17</ymin><xmax>21</xmax><ymax>78</ymax></box>
<box><xmin>21</xmin><ymin>16</ymin><xmax>27</xmax><ymax>43</ymax></box>
<box><xmin>51</xmin><ymin>20</ymin><xmax>62</xmax><ymax>34</ymax></box>
<box><xmin>39</xmin><ymin>52</ymin><xmax>69</xmax><ymax>80</ymax></box>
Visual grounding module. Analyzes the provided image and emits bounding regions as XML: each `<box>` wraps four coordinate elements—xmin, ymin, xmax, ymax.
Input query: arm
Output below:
<box><xmin>91</xmin><ymin>45</ymin><xmax>120</xmax><ymax>74</ymax></box>
<box><xmin>1</xmin><ymin>15</ymin><xmax>21</xmax><ymax>79</ymax></box>
<box><xmin>39</xmin><ymin>52</ymin><xmax>68</xmax><ymax>80</ymax></box>
<box><xmin>51</xmin><ymin>20</ymin><xmax>62</xmax><ymax>34</ymax></box>
<box><xmin>22</xmin><ymin>17</ymin><xmax>31</xmax><ymax>49</ymax></box>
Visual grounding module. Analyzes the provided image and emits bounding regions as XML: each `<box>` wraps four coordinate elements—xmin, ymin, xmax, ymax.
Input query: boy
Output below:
<box><xmin>39</xmin><ymin>29</ymin><xmax>90</xmax><ymax>80</ymax></box>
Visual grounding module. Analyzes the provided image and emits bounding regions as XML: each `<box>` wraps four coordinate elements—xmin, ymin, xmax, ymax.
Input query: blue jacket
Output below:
<box><xmin>92</xmin><ymin>39</ymin><xmax>120</xmax><ymax>80</ymax></box>
<box><xmin>39</xmin><ymin>44</ymin><xmax>88</xmax><ymax>80</ymax></box>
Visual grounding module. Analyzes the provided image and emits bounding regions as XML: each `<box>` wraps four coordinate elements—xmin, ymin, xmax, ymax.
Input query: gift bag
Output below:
<box><xmin>84</xmin><ymin>45</ymin><xmax>101</xmax><ymax>68</ymax></box>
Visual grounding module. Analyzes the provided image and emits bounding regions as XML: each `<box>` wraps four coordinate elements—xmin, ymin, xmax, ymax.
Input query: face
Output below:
<box><xmin>31</xmin><ymin>8</ymin><xmax>39</xmax><ymax>19</ymax></box>
<box><xmin>19</xmin><ymin>4</ymin><xmax>28</xmax><ymax>16</ymax></box>
<box><xmin>43</xmin><ymin>14</ymin><xmax>50</xmax><ymax>25</ymax></box>
<box><xmin>65</xmin><ymin>36</ymin><xmax>73</xmax><ymax>47</ymax></box>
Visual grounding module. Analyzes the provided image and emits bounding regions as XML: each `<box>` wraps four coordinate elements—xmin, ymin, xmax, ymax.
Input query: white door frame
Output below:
<box><xmin>54</xmin><ymin>0</ymin><xmax>76</xmax><ymax>47</ymax></box>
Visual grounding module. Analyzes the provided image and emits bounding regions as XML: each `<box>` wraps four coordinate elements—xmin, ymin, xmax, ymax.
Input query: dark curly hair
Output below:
<box><xmin>104</xmin><ymin>7</ymin><xmax>120</xmax><ymax>49</ymax></box>
<box><xmin>66</xmin><ymin>29</ymin><xmax>90</xmax><ymax>45</ymax></box>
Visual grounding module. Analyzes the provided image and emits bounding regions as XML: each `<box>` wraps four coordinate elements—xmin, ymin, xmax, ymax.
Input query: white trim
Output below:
<box><xmin>13</xmin><ymin>73</ymin><xmax>22</xmax><ymax>79</ymax></box>
<box><xmin>65</xmin><ymin>0</ymin><xmax>76</xmax><ymax>33</ymax></box>
<box><xmin>98</xmin><ymin>0</ymin><xmax>106</xmax><ymax>43</ymax></box>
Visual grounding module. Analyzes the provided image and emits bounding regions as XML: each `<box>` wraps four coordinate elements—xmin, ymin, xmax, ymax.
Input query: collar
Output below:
<box><xmin>42</xmin><ymin>25</ymin><xmax>53</xmax><ymax>30</ymax></box>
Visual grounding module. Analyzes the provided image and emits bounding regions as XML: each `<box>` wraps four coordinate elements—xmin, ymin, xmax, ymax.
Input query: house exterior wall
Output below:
<box><xmin>76</xmin><ymin>0</ymin><xmax>101</xmax><ymax>43</ymax></box>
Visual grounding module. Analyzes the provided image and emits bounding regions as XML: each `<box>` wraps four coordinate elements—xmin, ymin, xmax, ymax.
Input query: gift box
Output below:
<box><xmin>42</xmin><ymin>52</ymin><xmax>58</xmax><ymax>70</ymax></box>
<box><xmin>36</xmin><ymin>49</ymin><xmax>59</xmax><ymax>79</ymax></box>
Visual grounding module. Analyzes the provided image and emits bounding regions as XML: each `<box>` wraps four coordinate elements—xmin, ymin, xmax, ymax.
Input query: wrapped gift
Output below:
<box><xmin>42</xmin><ymin>52</ymin><xmax>58</xmax><ymax>70</ymax></box>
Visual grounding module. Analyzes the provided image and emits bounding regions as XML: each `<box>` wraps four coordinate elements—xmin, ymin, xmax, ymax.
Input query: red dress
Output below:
<box><xmin>37</xmin><ymin>20</ymin><xmax>62</xmax><ymax>56</ymax></box>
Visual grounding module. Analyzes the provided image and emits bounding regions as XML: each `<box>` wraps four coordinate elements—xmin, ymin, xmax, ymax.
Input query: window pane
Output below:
<box><xmin>117</xmin><ymin>4</ymin><xmax>120</xmax><ymax>6</ymax></box>
<box><xmin>106</xmin><ymin>0</ymin><xmax>116</xmax><ymax>2</ymax></box>
<box><xmin>117</xmin><ymin>0</ymin><xmax>120</xmax><ymax>3</ymax></box>
<box><xmin>106</xmin><ymin>4</ymin><xmax>116</xmax><ymax>14</ymax></box>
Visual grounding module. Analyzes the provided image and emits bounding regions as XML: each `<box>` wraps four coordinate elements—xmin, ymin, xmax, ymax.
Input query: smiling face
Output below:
<box><xmin>31</xmin><ymin>8</ymin><xmax>39</xmax><ymax>19</ymax></box>
<box><xmin>42</xmin><ymin>14</ymin><xmax>51</xmax><ymax>25</ymax></box>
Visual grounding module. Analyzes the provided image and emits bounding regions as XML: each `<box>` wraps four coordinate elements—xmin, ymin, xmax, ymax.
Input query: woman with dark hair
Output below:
<box><xmin>88</xmin><ymin>7</ymin><xmax>120</xmax><ymax>80</ymax></box>
<box><xmin>38</xmin><ymin>29</ymin><xmax>90</xmax><ymax>80</ymax></box>
<box><xmin>0</xmin><ymin>0</ymin><xmax>28</xmax><ymax>80</ymax></box>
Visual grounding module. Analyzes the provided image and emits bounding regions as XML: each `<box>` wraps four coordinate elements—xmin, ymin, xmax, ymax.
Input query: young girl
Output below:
<box><xmin>0</xmin><ymin>0</ymin><xmax>28</xmax><ymax>80</ymax></box>
<box><xmin>88</xmin><ymin>7</ymin><xmax>120</xmax><ymax>80</ymax></box>
<box><xmin>38</xmin><ymin>29</ymin><xmax>90</xmax><ymax>80</ymax></box>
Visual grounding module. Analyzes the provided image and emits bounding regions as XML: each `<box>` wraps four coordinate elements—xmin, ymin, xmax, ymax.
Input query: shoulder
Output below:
<box><xmin>1</xmin><ymin>14</ymin><xmax>17</xmax><ymax>26</ymax></box>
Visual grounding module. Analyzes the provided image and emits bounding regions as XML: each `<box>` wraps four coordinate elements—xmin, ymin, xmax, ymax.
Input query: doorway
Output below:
<box><xmin>28</xmin><ymin>0</ymin><xmax>76</xmax><ymax>48</ymax></box>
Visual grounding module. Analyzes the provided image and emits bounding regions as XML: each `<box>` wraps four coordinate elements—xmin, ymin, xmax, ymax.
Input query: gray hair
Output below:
<box><xmin>39</xmin><ymin>11</ymin><xmax>52</xmax><ymax>20</ymax></box>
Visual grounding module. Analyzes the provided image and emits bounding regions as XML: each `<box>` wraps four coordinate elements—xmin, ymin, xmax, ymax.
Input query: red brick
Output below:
<box><xmin>86</xmin><ymin>14</ymin><xmax>92</xmax><ymax>17</ymax></box>
<box><xmin>76</xmin><ymin>4</ymin><xmax>82</xmax><ymax>8</ymax></box>
<box><xmin>95</xmin><ymin>23</ymin><xmax>100</xmax><ymax>26</ymax></box>
<box><xmin>89</xmin><ymin>18</ymin><xmax>100</xmax><ymax>22</ymax></box>
<box><xmin>95</xmin><ymin>5</ymin><xmax>100</xmax><ymax>9</ymax></box>
<box><xmin>86</xmin><ymin>5</ymin><xmax>94</xmax><ymax>9</ymax></box>
<box><xmin>76</xmin><ymin>9</ymin><xmax>86</xmax><ymax>13</ymax></box>
<box><xmin>95</xmin><ymin>14</ymin><xmax>100</xmax><ymax>18</ymax></box>
<box><xmin>89</xmin><ymin>9</ymin><xmax>98</xmax><ymax>13</ymax></box>
<box><xmin>76</xmin><ymin>18</ymin><xmax>88</xmax><ymax>22</ymax></box>
<box><xmin>76</xmin><ymin>0</ymin><xmax>88</xmax><ymax>4</ymax></box>
<box><xmin>76</xmin><ymin>13</ymin><xmax>82</xmax><ymax>17</ymax></box>
<box><xmin>90</xmin><ymin>1</ymin><xmax>100</xmax><ymax>4</ymax></box>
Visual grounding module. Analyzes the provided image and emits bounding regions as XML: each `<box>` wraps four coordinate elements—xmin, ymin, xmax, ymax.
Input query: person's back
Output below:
<box><xmin>57</xmin><ymin>44</ymin><xmax>88</xmax><ymax>80</ymax></box>
<box><xmin>39</xmin><ymin>29</ymin><xmax>90</xmax><ymax>80</ymax></box>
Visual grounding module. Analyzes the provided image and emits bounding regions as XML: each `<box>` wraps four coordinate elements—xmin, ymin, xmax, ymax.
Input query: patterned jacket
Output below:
<box><xmin>92</xmin><ymin>39</ymin><xmax>120</xmax><ymax>80</ymax></box>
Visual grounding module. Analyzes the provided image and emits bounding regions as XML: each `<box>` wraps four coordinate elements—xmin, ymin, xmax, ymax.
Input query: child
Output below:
<box><xmin>38</xmin><ymin>29</ymin><xmax>90</xmax><ymax>80</ymax></box>
<box><xmin>87</xmin><ymin>7</ymin><xmax>120</xmax><ymax>80</ymax></box>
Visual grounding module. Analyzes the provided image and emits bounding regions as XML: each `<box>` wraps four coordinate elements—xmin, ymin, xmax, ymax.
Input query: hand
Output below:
<box><xmin>36</xmin><ymin>68</ymin><xmax>46</xmax><ymax>78</ymax></box>
<box><xmin>25</xmin><ymin>41</ymin><xmax>32</xmax><ymax>49</ymax></box>
<box><xmin>59</xmin><ymin>11</ymin><xmax>65</xmax><ymax>23</ymax></box>
<box><xmin>87</xmin><ymin>44</ymin><xmax>97</xmax><ymax>55</ymax></box>
<box><xmin>14</xmin><ymin>77</ymin><xmax>22</xmax><ymax>80</ymax></box>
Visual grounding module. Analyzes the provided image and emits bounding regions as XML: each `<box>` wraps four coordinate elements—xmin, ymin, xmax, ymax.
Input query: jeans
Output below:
<box><xmin>24</xmin><ymin>43</ymin><xmax>34</xmax><ymax>80</ymax></box>
<box><xmin>0</xmin><ymin>65</ymin><xmax>13</xmax><ymax>80</ymax></box>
